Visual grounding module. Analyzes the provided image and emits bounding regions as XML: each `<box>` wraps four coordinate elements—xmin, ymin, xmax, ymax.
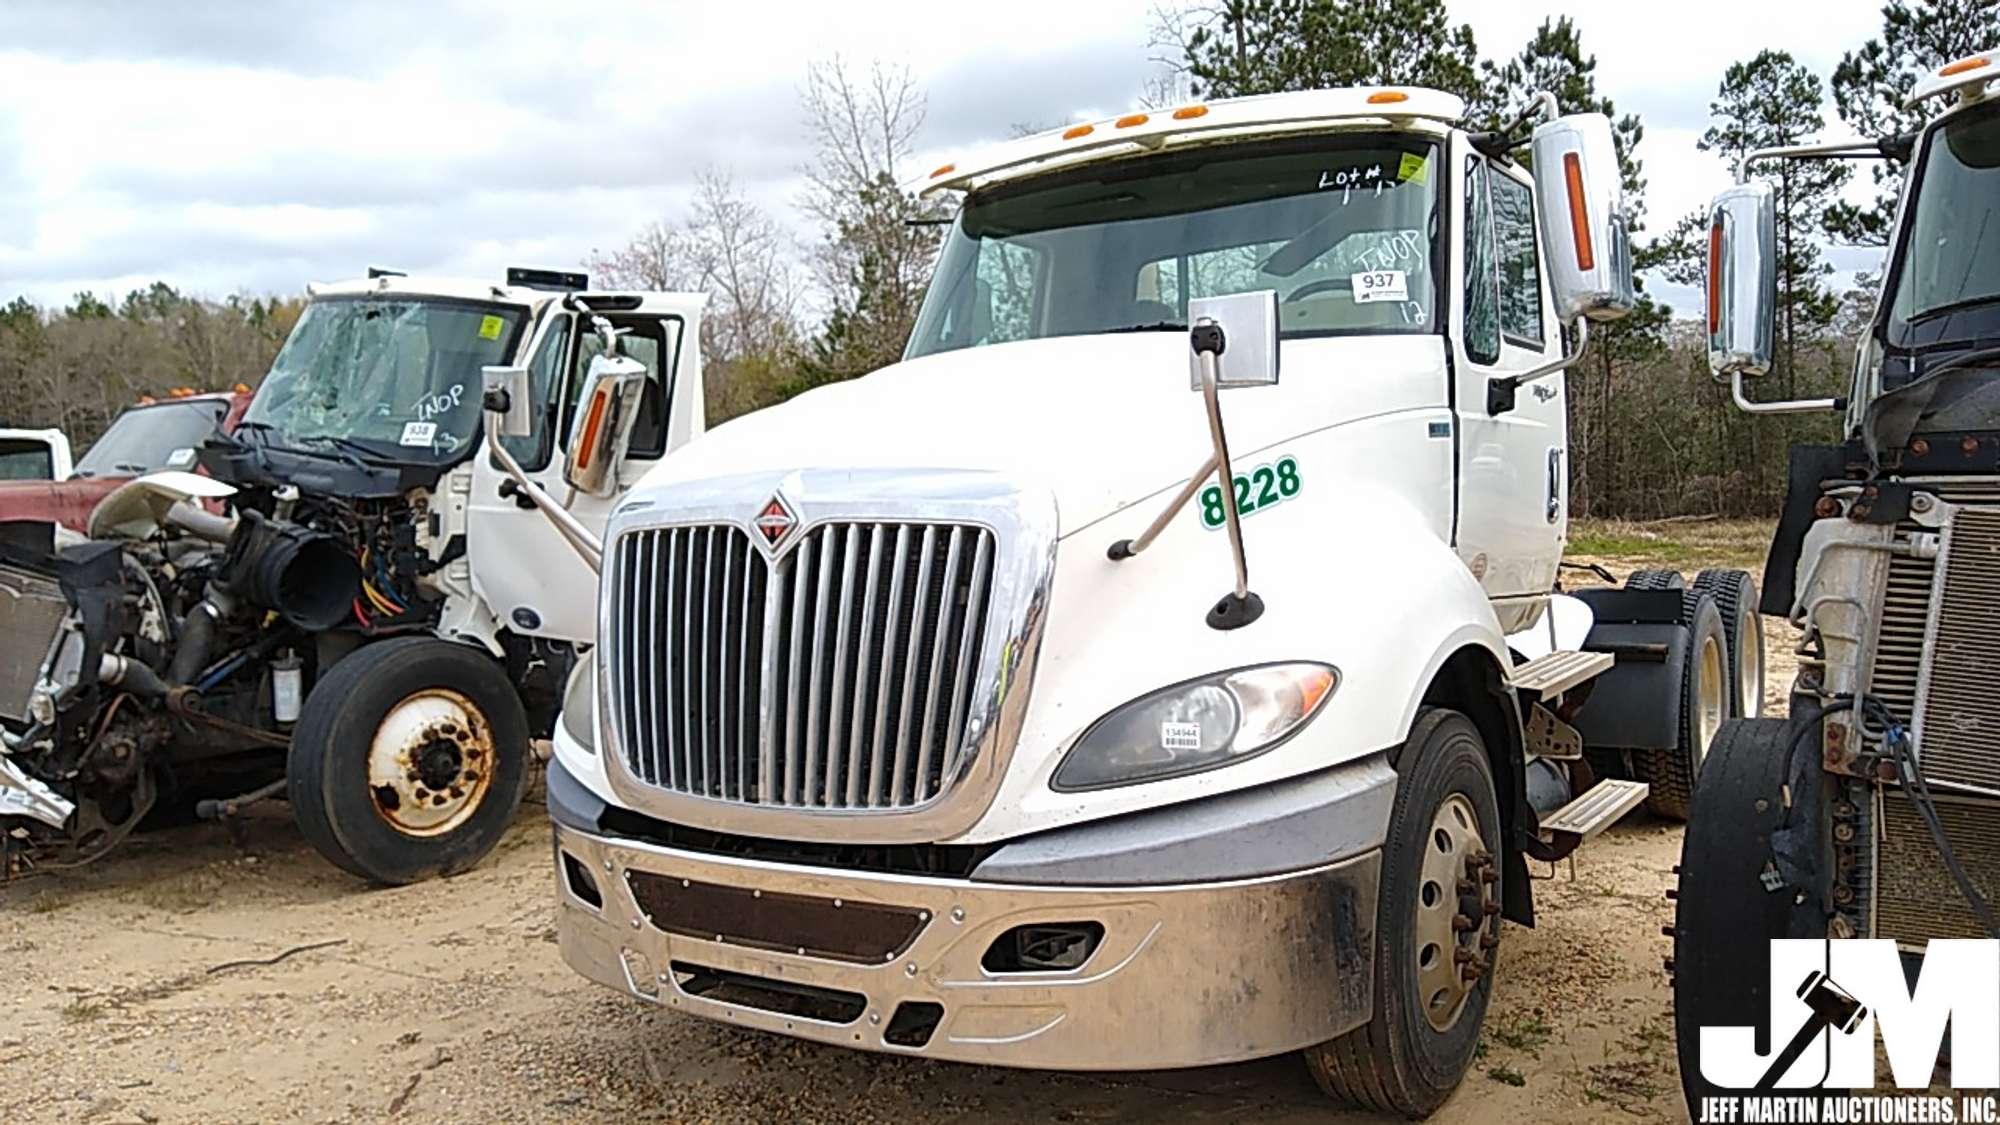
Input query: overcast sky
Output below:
<box><xmin>0</xmin><ymin>0</ymin><xmax>1896</xmax><ymax>318</ymax></box>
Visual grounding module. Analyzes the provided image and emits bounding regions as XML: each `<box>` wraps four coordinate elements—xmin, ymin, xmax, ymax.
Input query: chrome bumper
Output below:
<box><xmin>553</xmin><ymin>822</ymin><xmax>1380</xmax><ymax>1070</ymax></box>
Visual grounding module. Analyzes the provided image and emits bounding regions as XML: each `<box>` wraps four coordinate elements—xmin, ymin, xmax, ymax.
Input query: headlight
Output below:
<box><xmin>559</xmin><ymin>657</ymin><xmax>596</xmax><ymax>755</ymax></box>
<box><xmin>1051</xmin><ymin>662</ymin><xmax>1337</xmax><ymax>791</ymax></box>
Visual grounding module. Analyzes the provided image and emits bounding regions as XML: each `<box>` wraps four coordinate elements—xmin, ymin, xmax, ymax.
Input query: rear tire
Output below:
<box><xmin>1625</xmin><ymin>568</ymin><xmax>1684</xmax><ymax>591</ymax></box>
<box><xmin>1693</xmin><ymin>569</ymin><xmax>1764</xmax><ymax>720</ymax></box>
<box><xmin>1633</xmin><ymin>595</ymin><xmax>1729</xmax><ymax>820</ymax></box>
<box><xmin>288</xmin><ymin>637</ymin><xmax>530</xmax><ymax>885</ymax></box>
<box><xmin>1304</xmin><ymin>709</ymin><xmax>1501</xmax><ymax>1118</ymax></box>
<box><xmin>1673</xmin><ymin>718</ymin><xmax>1801</xmax><ymax>1108</ymax></box>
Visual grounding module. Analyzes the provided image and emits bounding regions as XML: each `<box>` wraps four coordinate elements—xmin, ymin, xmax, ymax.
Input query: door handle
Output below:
<box><xmin>1545</xmin><ymin>448</ymin><xmax>1563</xmax><ymax>523</ymax></box>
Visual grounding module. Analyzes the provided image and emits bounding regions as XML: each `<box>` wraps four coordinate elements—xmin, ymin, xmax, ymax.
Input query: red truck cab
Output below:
<box><xmin>0</xmin><ymin>390</ymin><xmax>252</xmax><ymax>533</ymax></box>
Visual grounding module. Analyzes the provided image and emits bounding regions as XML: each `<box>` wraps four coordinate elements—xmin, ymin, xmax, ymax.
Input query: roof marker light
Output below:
<box><xmin>1063</xmin><ymin>124</ymin><xmax>1094</xmax><ymax>140</ymax></box>
<box><xmin>1366</xmin><ymin>90</ymin><xmax>1410</xmax><ymax>105</ymax></box>
<box><xmin>1115</xmin><ymin>113</ymin><xmax>1149</xmax><ymax>128</ymax></box>
<box><xmin>1172</xmin><ymin>105</ymin><xmax>1208</xmax><ymax>120</ymax></box>
<box><xmin>1940</xmin><ymin>54</ymin><xmax>1990</xmax><ymax>77</ymax></box>
<box><xmin>930</xmin><ymin>162</ymin><xmax>956</xmax><ymax>179</ymax></box>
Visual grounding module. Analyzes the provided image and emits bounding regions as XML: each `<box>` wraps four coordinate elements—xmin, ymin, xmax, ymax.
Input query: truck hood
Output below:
<box><xmin>0</xmin><ymin>476</ymin><xmax>127</xmax><ymax>533</ymax></box>
<box><xmin>636</xmin><ymin>332</ymin><xmax>1446</xmax><ymax>534</ymax></box>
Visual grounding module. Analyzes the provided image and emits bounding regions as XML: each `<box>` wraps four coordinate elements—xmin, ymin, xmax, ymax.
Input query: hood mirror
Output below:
<box><xmin>481</xmin><ymin>365</ymin><xmax>532</xmax><ymax>438</ymax></box>
<box><xmin>1108</xmin><ymin>290</ymin><xmax>1276</xmax><ymax>631</ymax></box>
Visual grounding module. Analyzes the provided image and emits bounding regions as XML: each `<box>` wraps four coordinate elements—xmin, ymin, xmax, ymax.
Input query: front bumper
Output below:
<box><xmin>555</xmin><ymin>820</ymin><xmax>1378</xmax><ymax>1069</ymax></box>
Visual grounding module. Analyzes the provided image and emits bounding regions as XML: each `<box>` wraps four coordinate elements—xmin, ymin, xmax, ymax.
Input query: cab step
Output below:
<box><xmin>1508</xmin><ymin>649</ymin><xmax>1614</xmax><ymax>701</ymax></box>
<box><xmin>1541</xmin><ymin>778</ymin><xmax>1650</xmax><ymax>844</ymax></box>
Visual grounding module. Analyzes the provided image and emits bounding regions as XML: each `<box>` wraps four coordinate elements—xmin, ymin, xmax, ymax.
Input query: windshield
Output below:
<box><xmin>906</xmin><ymin>134</ymin><xmax>1442</xmax><ymax>359</ymax></box>
<box><xmin>74</xmin><ymin>399</ymin><xmax>227</xmax><ymax>478</ymax></box>
<box><xmin>243</xmin><ymin>296</ymin><xmax>526</xmax><ymax>462</ymax></box>
<box><xmin>1889</xmin><ymin>103</ymin><xmax>2000</xmax><ymax>334</ymax></box>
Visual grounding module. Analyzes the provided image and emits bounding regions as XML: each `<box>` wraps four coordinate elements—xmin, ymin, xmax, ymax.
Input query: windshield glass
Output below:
<box><xmin>243</xmin><ymin>296</ymin><xmax>526</xmax><ymax>461</ymax></box>
<box><xmin>907</xmin><ymin>134</ymin><xmax>1442</xmax><ymax>359</ymax></box>
<box><xmin>1889</xmin><ymin>103</ymin><xmax>2000</xmax><ymax>332</ymax></box>
<box><xmin>74</xmin><ymin>399</ymin><xmax>227</xmax><ymax>478</ymax></box>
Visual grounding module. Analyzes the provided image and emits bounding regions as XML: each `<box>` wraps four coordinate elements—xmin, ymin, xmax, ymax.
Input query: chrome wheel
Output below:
<box><xmin>1414</xmin><ymin>793</ymin><xmax>1498</xmax><ymax>1033</ymax></box>
<box><xmin>365</xmin><ymin>688</ymin><xmax>495</xmax><ymax>837</ymax></box>
<box><xmin>1695</xmin><ymin>633</ymin><xmax>1727</xmax><ymax>766</ymax></box>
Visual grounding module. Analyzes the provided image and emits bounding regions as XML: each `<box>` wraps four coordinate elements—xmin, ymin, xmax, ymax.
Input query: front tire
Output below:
<box><xmin>1673</xmin><ymin>718</ymin><xmax>1799</xmax><ymax>1109</ymax></box>
<box><xmin>1305</xmin><ymin>709</ymin><xmax>1502</xmax><ymax>1118</ymax></box>
<box><xmin>288</xmin><ymin>637</ymin><xmax>530</xmax><ymax>885</ymax></box>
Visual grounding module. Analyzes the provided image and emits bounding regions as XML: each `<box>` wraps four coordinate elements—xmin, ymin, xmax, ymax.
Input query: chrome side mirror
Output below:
<box><xmin>1531</xmin><ymin>113</ymin><xmax>1634</xmax><ymax>323</ymax></box>
<box><xmin>480</xmin><ymin>365</ymin><xmax>532</xmax><ymax>439</ymax></box>
<box><xmin>562</xmin><ymin>353</ymin><xmax>648</xmax><ymax>498</ymax></box>
<box><xmin>1706</xmin><ymin>182</ymin><xmax>1777</xmax><ymax>380</ymax></box>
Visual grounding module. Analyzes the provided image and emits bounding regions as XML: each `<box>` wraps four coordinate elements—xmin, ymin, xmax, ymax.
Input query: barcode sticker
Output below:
<box><xmin>399</xmin><ymin>421</ymin><xmax>437</xmax><ymax>447</ymax></box>
<box><xmin>1351</xmin><ymin>270</ymin><xmax>1409</xmax><ymax>303</ymax></box>
<box><xmin>1161</xmin><ymin>722</ymin><xmax>1203</xmax><ymax>753</ymax></box>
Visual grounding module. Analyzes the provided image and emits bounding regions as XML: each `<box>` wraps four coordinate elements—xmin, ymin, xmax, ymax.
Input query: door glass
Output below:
<box><xmin>1491</xmin><ymin>173</ymin><xmax>1545</xmax><ymax>348</ymax></box>
<box><xmin>497</xmin><ymin>314</ymin><xmax>572</xmax><ymax>470</ymax></box>
<box><xmin>1463</xmin><ymin>157</ymin><xmax>1500</xmax><ymax>365</ymax></box>
<box><xmin>569</xmin><ymin>317</ymin><xmax>682</xmax><ymax>459</ymax></box>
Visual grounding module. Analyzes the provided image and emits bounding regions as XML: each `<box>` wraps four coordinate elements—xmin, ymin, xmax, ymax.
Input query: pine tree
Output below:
<box><xmin>1828</xmin><ymin>0</ymin><xmax>2000</xmax><ymax>246</ymax></box>
<box><xmin>1180</xmin><ymin>0</ymin><xmax>1484</xmax><ymax>104</ymax></box>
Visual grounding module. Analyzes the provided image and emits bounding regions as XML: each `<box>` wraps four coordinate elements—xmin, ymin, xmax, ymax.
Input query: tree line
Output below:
<box><xmin>5</xmin><ymin>3</ymin><xmax>1994</xmax><ymax>516</ymax></box>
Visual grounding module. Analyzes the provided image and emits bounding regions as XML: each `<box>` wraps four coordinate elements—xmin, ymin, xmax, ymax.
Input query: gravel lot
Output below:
<box><xmin>1</xmin><ymin>532</ymin><xmax>1792</xmax><ymax>1124</ymax></box>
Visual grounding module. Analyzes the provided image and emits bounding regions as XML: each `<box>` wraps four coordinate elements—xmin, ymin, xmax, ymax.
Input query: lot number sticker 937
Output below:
<box><xmin>1200</xmin><ymin>455</ymin><xmax>1302</xmax><ymax>529</ymax></box>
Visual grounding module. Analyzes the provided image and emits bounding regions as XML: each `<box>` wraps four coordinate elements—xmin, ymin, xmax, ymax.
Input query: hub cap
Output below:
<box><xmin>367</xmin><ymin>688</ymin><xmax>495</xmax><ymax>837</ymax></box>
<box><xmin>1414</xmin><ymin>793</ymin><xmax>1499</xmax><ymax>1033</ymax></box>
<box><xmin>1696</xmin><ymin>633</ymin><xmax>1726</xmax><ymax>764</ymax></box>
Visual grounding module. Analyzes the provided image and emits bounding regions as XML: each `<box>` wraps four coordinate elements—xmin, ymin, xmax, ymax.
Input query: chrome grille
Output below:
<box><xmin>1911</xmin><ymin>506</ymin><xmax>2000</xmax><ymax>793</ymax></box>
<box><xmin>610</xmin><ymin>521</ymin><xmax>996</xmax><ymax>810</ymax></box>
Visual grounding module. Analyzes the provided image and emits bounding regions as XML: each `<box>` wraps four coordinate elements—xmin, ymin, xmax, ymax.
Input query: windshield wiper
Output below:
<box><xmin>1103</xmin><ymin>321</ymin><xmax>1187</xmax><ymax>334</ymax></box>
<box><xmin>292</xmin><ymin>434</ymin><xmax>383</xmax><ymax>471</ymax></box>
<box><xmin>1906</xmin><ymin>294</ymin><xmax>2000</xmax><ymax>325</ymax></box>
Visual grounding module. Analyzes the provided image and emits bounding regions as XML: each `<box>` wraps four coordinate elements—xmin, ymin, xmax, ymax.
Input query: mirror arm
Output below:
<box><xmin>1728</xmin><ymin>371</ymin><xmax>1843</xmax><ymax>415</ymax></box>
<box><xmin>484</xmin><ymin>422</ymin><xmax>603</xmax><ymax>573</ymax></box>
<box><xmin>1486</xmin><ymin>319</ymin><xmax>1591</xmax><ymax>416</ymax></box>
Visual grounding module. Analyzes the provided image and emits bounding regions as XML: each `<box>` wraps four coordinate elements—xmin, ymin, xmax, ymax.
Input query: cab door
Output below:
<box><xmin>467</xmin><ymin>293</ymin><xmax>706</xmax><ymax>641</ymax></box>
<box><xmin>1451</xmin><ymin>152</ymin><xmax>1566</xmax><ymax>633</ymax></box>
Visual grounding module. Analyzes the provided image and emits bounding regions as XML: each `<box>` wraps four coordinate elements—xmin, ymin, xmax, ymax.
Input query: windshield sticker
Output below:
<box><xmin>478</xmin><ymin>315</ymin><xmax>504</xmax><ymax>340</ymax></box>
<box><xmin>1398</xmin><ymin>153</ymin><xmax>1429</xmax><ymax>184</ymax></box>
<box><xmin>165</xmin><ymin>447</ymin><xmax>197</xmax><ymax>467</ymax></box>
<box><xmin>399</xmin><ymin>421</ymin><xmax>437</xmax><ymax>447</ymax></box>
<box><xmin>1351</xmin><ymin>270</ymin><xmax>1409</xmax><ymax>303</ymax></box>
<box><xmin>412</xmin><ymin>383</ymin><xmax>465</xmax><ymax>421</ymax></box>
<box><xmin>1200</xmin><ymin>455</ymin><xmax>1302</xmax><ymax>530</ymax></box>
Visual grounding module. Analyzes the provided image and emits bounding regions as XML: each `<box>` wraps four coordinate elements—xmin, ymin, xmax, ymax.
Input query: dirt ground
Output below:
<box><xmin>1</xmin><ymin>520</ymin><xmax>1793</xmax><ymax>1125</ymax></box>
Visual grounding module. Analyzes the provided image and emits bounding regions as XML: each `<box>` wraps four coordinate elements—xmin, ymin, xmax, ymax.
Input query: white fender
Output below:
<box><xmin>88</xmin><ymin>471</ymin><xmax>237</xmax><ymax>540</ymax></box>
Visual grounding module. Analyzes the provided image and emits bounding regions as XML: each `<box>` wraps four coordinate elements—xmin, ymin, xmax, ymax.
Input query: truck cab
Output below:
<box><xmin>546</xmin><ymin>89</ymin><xmax>1726</xmax><ymax>1116</ymax></box>
<box><xmin>1674</xmin><ymin>47</ymin><xmax>2000</xmax><ymax>1104</ymax></box>
<box><xmin>1</xmin><ymin>269</ymin><xmax>704</xmax><ymax>886</ymax></box>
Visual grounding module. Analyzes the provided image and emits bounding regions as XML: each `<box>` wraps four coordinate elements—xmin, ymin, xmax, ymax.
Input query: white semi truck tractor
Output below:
<box><xmin>544</xmin><ymin>89</ymin><xmax>1749</xmax><ymax>1115</ymax></box>
<box><xmin>1675</xmin><ymin>49</ymin><xmax>2000</xmax><ymax>1104</ymax></box>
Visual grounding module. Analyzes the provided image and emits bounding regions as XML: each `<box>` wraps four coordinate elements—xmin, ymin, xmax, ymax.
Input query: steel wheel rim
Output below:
<box><xmin>1737</xmin><ymin>604</ymin><xmax>1762</xmax><ymax>718</ymax></box>
<box><xmin>366</xmin><ymin>687</ymin><xmax>495</xmax><ymax>837</ymax></box>
<box><xmin>1414</xmin><ymin>792</ymin><xmax>1497</xmax><ymax>1033</ymax></box>
<box><xmin>1696</xmin><ymin>633</ymin><xmax>1726</xmax><ymax>763</ymax></box>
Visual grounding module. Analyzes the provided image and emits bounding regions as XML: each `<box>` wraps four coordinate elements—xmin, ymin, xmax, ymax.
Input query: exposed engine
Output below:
<box><xmin>0</xmin><ymin>483</ymin><xmax>447</xmax><ymax>874</ymax></box>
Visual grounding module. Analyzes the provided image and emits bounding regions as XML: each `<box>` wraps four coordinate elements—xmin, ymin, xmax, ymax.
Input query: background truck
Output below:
<box><xmin>1675</xmin><ymin>47</ymin><xmax>2000</xmax><ymax>1102</ymax></box>
<box><xmin>0</xmin><ymin>427</ymin><xmax>73</xmax><ymax>482</ymax></box>
<box><xmin>0</xmin><ymin>390</ymin><xmax>251</xmax><ymax>534</ymax></box>
<box><xmin>542</xmin><ymin>89</ymin><xmax>1757</xmax><ymax>1115</ymax></box>
<box><xmin>0</xmin><ymin>268</ymin><xmax>703</xmax><ymax>885</ymax></box>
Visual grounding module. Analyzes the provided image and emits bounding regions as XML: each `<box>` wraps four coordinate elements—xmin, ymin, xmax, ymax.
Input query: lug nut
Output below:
<box><xmin>1482</xmin><ymin>902</ymin><xmax>1502</xmax><ymax>917</ymax></box>
<box><xmin>1480</xmin><ymin>869</ymin><xmax>1499</xmax><ymax>884</ymax></box>
<box><xmin>1452</xmin><ymin>914</ymin><xmax>1476</xmax><ymax>932</ymax></box>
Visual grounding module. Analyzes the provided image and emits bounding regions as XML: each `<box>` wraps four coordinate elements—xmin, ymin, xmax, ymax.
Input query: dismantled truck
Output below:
<box><xmin>0</xmin><ymin>269</ymin><xmax>703</xmax><ymax>884</ymax></box>
<box><xmin>545</xmin><ymin>89</ymin><xmax>1757</xmax><ymax>1114</ymax></box>
<box><xmin>1675</xmin><ymin>48</ymin><xmax>2000</xmax><ymax>1101</ymax></box>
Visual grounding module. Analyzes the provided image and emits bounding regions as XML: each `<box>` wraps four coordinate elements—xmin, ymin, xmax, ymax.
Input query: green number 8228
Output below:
<box><xmin>1199</xmin><ymin>455</ymin><xmax>1302</xmax><ymax>530</ymax></box>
